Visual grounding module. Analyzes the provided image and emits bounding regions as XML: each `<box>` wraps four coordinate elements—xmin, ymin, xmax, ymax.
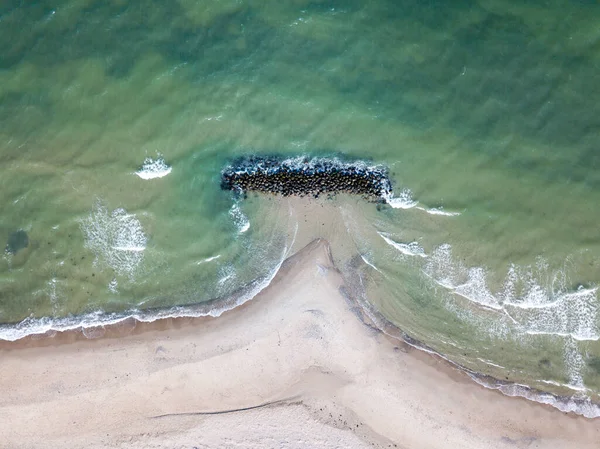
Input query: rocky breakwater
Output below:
<box><xmin>221</xmin><ymin>156</ymin><xmax>392</xmax><ymax>202</ymax></box>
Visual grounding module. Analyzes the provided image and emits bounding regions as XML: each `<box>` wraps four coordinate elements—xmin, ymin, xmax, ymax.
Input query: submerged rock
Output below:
<box><xmin>5</xmin><ymin>230</ymin><xmax>29</xmax><ymax>255</ymax></box>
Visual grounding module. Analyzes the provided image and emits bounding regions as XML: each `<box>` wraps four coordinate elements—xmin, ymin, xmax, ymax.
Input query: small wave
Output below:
<box><xmin>360</xmin><ymin>254</ymin><xmax>382</xmax><ymax>273</ymax></box>
<box><xmin>383</xmin><ymin>188</ymin><xmax>418</xmax><ymax>209</ymax></box>
<box><xmin>80</xmin><ymin>202</ymin><xmax>147</xmax><ymax>278</ymax></box>
<box><xmin>196</xmin><ymin>255</ymin><xmax>221</xmax><ymax>265</ymax></box>
<box><xmin>476</xmin><ymin>358</ymin><xmax>505</xmax><ymax>369</ymax></box>
<box><xmin>564</xmin><ymin>337</ymin><xmax>586</xmax><ymax>389</ymax></box>
<box><xmin>452</xmin><ymin>267</ymin><xmax>503</xmax><ymax>310</ymax></box>
<box><xmin>229</xmin><ymin>203</ymin><xmax>250</xmax><ymax>233</ymax></box>
<box><xmin>424</xmin><ymin>243</ymin><xmax>600</xmax><ymax>341</ymax></box>
<box><xmin>539</xmin><ymin>379</ymin><xmax>588</xmax><ymax>393</ymax></box>
<box><xmin>111</xmin><ymin>246</ymin><xmax>146</xmax><ymax>252</ymax></box>
<box><xmin>416</xmin><ymin>206</ymin><xmax>461</xmax><ymax>217</ymax></box>
<box><xmin>524</xmin><ymin>330</ymin><xmax>600</xmax><ymax>342</ymax></box>
<box><xmin>135</xmin><ymin>155</ymin><xmax>172</xmax><ymax>180</ymax></box>
<box><xmin>0</xmin><ymin>222</ymin><xmax>294</xmax><ymax>343</ymax></box>
<box><xmin>470</xmin><ymin>375</ymin><xmax>600</xmax><ymax>418</ymax></box>
<box><xmin>108</xmin><ymin>278</ymin><xmax>119</xmax><ymax>294</ymax></box>
<box><xmin>217</xmin><ymin>264</ymin><xmax>236</xmax><ymax>288</ymax></box>
<box><xmin>378</xmin><ymin>232</ymin><xmax>427</xmax><ymax>258</ymax></box>
<box><xmin>383</xmin><ymin>188</ymin><xmax>460</xmax><ymax>216</ymax></box>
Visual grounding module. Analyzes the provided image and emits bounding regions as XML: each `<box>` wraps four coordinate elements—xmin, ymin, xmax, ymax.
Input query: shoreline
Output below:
<box><xmin>1</xmin><ymin>239</ymin><xmax>600</xmax><ymax>448</ymax></box>
<box><xmin>0</xmin><ymin>241</ymin><xmax>289</xmax><ymax>343</ymax></box>
<box><xmin>1</xmin><ymin>239</ymin><xmax>600</xmax><ymax>420</ymax></box>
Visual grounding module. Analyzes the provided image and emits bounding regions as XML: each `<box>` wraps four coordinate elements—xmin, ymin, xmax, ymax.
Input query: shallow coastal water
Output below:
<box><xmin>1</xmin><ymin>0</ymin><xmax>600</xmax><ymax>413</ymax></box>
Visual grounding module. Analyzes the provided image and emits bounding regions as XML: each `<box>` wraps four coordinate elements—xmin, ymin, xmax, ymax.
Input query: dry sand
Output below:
<box><xmin>0</xmin><ymin>239</ymin><xmax>599</xmax><ymax>449</ymax></box>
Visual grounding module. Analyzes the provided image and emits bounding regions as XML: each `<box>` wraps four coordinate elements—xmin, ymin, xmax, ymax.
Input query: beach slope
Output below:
<box><xmin>0</xmin><ymin>239</ymin><xmax>598</xmax><ymax>449</ymax></box>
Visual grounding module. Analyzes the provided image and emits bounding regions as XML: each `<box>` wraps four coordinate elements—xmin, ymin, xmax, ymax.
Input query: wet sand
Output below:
<box><xmin>0</xmin><ymin>239</ymin><xmax>598</xmax><ymax>449</ymax></box>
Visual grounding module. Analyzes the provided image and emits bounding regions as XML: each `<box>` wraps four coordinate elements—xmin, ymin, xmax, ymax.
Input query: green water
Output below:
<box><xmin>2</xmin><ymin>0</ymin><xmax>600</xmax><ymax>413</ymax></box>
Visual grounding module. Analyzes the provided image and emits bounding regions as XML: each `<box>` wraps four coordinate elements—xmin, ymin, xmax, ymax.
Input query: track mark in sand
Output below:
<box><xmin>149</xmin><ymin>396</ymin><xmax>301</xmax><ymax>419</ymax></box>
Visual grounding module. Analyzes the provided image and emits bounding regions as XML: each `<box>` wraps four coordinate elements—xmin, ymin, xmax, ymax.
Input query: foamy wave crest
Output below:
<box><xmin>515</xmin><ymin>287</ymin><xmax>599</xmax><ymax>341</ymax></box>
<box><xmin>108</xmin><ymin>278</ymin><xmax>119</xmax><ymax>294</ymax></box>
<box><xmin>378</xmin><ymin>232</ymin><xmax>427</xmax><ymax>258</ymax></box>
<box><xmin>383</xmin><ymin>188</ymin><xmax>460</xmax><ymax>216</ymax></box>
<box><xmin>469</xmin><ymin>374</ymin><xmax>600</xmax><ymax>418</ymax></box>
<box><xmin>135</xmin><ymin>155</ymin><xmax>172</xmax><ymax>180</ymax></box>
<box><xmin>424</xmin><ymin>244</ymin><xmax>600</xmax><ymax>341</ymax></box>
<box><xmin>229</xmin><ymin>203</ymin><xmax>250</xmax><ymax>233</ymax></box>
<box><xmin>80</xmin><ymin>202</ymin><xmax>147</xmax><ymax>278</ymax></box>
<box><xmin>416</xmin><ymin>206</ymin><xmax>461</xmax><ymax>217</ymax></box>
<box><xmin>360</xmin><ymin>254</ymin><xmax>382</xmax><ymax>273</ymax></box>
<box><xmin>196</xmin><ymin>255</ymin><xmax>221</xmax><ymax>265</ymax></box>
<box><xmin>564</xmin><ymin>337</ymin><xmax>587</xmax><ymax>389</ymax></box>
<box><xmin>384</xmin><ymin>188</ymin><xmax>418</xmax><ymax>209</ymax></box>
<box><xmin>423</xmin><ymin>242</ymin><xmax>599</xmax><ymax>397</ymax></box>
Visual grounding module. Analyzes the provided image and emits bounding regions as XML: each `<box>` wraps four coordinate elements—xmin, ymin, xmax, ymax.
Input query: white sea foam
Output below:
<box><xmin>514</xmin><ymin>287</ymin><xmax>600</xmax><ymax>341</ymax></box>
<box><xmin>421</xmin><ymin>241</ymin><xmax>600</xmax><ymax>399</ymax></box>
<box><xmin>217</xmin><ymin>264</ymin><xmax>236</xmax><ymax>288</ymax></box>
<box><xmin>384</xmin><ymin>188</ymin><xmax>418</xmax><ymax>209</ymax></box>
<box><xmin>229</xmin><ymin>203</ymin><xmax>250</xmax><ymax>233</ymax></box>
<box><xmin>452</xmin><ymin>267</ymin><xmax>502</xmax><ymax>310</ymax></box>
<box><xmin>196</xmin><ymin>255</ymin><xmax>221</xmax><ymax>265</ymax></box>
<box><xmin>80</xmin><ymin>202</ymin><xmax>147</xmax><ymax>278</ymax></box>
<box><xmin>360</xmin><ymin>254</ymin><xmax>382</xmax><ymax>273</ymax></box>
<box><xmin>46</xmin><ymin>277</ymin><xmax>60</xmax><ymax>315</ymax></box>
<box><xmin>470</xmin><ymin>375</ymin><xmax>600</xmax><ymax>418</ymax></box>
<box><xmin>135</xmin><ymin>155</ymin><xmax>172</xmax><ymax>180</ymax></box>
<box><xmin>111</xmin><ymin>246</ymin><xmax>146</xmax><ymax>252</ymax></box>
<box><xmin>383</xmin><ymin>187</ymin><xmax>461</xmax><ymax>216</ymax></box>
<box><xmin>564</xmin><ymin>337</ymin><xmax>586</xmax><ymax>389</ymax></box>
<box><xmin>108</xmin><ymin>278</ymin><xmax>119</xmax><ymax>294</ymax></box>
<box><xmin>424</xmin><ymin>243</ymin><xmax>599</xmax><ymax>340</ymax></box>
<box><xmin>539</xmin><ymin>379</ymin><xmax>588</xmax><ymax>393</ymax></box>
<box><xmin>416</xmin><ymin>206</ymin><xmax>462</xmax><ymax>217</ymax></box>
<box><xmin>378</xmin><ymin>232</ymin><xmax>427</xmax><ymax>258</ymax></box>
<box><xmin>423</xmin><ymin>244</ymin><xmax>465</xmax><ymax>290</ymax></box>
<box><xmin>476</xmin><ymin>358</ymin><xmax>505</xmax><ymax>369</ymax></box>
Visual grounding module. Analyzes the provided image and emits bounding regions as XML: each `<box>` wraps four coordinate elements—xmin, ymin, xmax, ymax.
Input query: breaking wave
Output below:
<box><xmin>378</xmin><ymin>232</ymin><xmax>427</xmax><ymax>258</ymax></box>
<box><xmin>135</xmin><ymin>155</ymin><xmax>172</xmax><ymax>180</ymax></box>
<box><xmin>79</xmin><ymin>202</ymin><xmax>147</xmax><ymax>278</ymax></box>
<box><xmin>383</xmin><ymin>188</ymin><xmax>461</xmax><ymax>217</ymax></box>
<box><xmin>383</xmin><ymin>188</ymin><xmax>418</xmax><ymax>209</ymax></box>
<box><xmin>229</xmin><ymin>203</ymin><xmax>250</xmax><ymax>233</ymax></box>
<box><xmin>423</xmin><ymin>244</ymin><xmax>599</xmax><ymax>342</ymax></box>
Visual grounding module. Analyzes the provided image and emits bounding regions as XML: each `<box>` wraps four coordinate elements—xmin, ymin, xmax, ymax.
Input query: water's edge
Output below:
<box><xmin>1</xmin><ymin>239</ymin><xmax>598</xmax><ymax>419</ymax></box>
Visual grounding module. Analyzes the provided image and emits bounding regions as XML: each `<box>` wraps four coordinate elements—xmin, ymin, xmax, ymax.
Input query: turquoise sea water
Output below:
<box><xmin>2</xmin><ymin>0</ymin><xmax>600</xmax><ymax>414</ymax></box>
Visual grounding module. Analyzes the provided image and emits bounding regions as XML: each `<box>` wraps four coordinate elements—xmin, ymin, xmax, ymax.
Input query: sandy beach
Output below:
<box><xmin>0</xmin><ymin>239</ymin><xmax>598</xmax><ymax>449</ymax></box>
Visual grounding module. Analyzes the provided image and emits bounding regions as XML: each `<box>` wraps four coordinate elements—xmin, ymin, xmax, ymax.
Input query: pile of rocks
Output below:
<box><xmin>221</xmin><ymin>156</ymin><xmax>392</xmax><ymax>201</ymax></box>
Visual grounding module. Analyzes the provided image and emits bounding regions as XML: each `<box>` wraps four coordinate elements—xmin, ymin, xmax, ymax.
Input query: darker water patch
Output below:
<box><xmin>5</xmin><ymin>230</ymin><xmax>29</xmax><ymax>255</ymax></box>
<box><xmin>588</xmin><ymin>356</ymin><xmax>600</xmax><ymax>375</ymax></box>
